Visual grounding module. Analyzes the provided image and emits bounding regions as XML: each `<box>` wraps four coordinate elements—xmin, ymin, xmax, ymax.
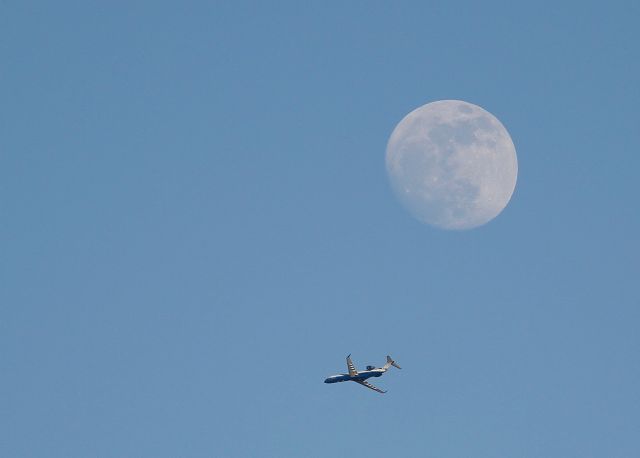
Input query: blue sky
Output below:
<box><xmin>2</xmin><ymin>1</ymin><xmax>639</xmax><ymax>457</ymax></box>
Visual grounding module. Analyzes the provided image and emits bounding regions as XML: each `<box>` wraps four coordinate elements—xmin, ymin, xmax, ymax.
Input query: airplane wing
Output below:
<box><xmin>346</xmin><ymin>354</ymin><xmax>358</xmax><ymax>377</ymax></box>
<box><xmin>355</xmin><ymin>380</ymin><xmax>386</xmax><ymax>394</ymax></box>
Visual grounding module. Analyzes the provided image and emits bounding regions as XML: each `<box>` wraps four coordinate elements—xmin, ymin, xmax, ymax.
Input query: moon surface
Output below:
<box><xmin>386</xmin><ymin>100</ymin><xmax>518</xmax><ymax>230</ymax></box>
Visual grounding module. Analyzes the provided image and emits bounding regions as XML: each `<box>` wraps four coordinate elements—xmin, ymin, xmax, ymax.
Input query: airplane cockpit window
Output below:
<box><xmin>366</xmin><ymin>365</ymin><xmax>375</xmax><ymax>370</ymax></box>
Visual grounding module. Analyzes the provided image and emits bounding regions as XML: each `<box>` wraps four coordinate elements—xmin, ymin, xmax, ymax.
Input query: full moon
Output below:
<box><xmin>386</xmin><ymin>100</ymin><xmax>518</xmax><ymax>230</ymax></box>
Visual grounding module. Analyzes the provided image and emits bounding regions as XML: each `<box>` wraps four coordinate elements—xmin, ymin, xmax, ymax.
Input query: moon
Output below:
<box><xmin>385</xmin><ymin>100</ymin><xmax>518</xmax><ymax>230</ymax></box>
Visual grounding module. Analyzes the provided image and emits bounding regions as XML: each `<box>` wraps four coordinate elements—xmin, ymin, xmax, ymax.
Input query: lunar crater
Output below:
<box><xmin>386</xmin><ymin>100</ymin><xmax>517</xmax><ymax>230</ymax></box>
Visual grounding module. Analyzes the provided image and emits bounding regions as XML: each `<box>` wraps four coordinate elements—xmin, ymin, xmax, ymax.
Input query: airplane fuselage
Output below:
<box><xmin>324</xmin><ymin>369</ymin><xmax>385</xmax><ymax>384</ymax></box>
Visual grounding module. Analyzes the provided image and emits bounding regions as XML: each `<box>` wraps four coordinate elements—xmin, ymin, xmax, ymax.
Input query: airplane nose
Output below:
<box><xmin>324</xmin><ymin>378</ymin><xmax>333</xmax><ymax>383</ymax></box>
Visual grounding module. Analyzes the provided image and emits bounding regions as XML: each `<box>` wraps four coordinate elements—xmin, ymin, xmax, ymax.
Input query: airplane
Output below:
<box><xmin>324</xmin><ymin>354</ymin><xmax>401</xmax><ymax>394</ymax></box>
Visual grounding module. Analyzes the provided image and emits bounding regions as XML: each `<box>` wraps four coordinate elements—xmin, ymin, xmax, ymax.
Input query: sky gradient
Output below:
<box><xmin>2</xmin><ymin>2</ymin><xmax>639</xmax><ymax>457</ymax></box>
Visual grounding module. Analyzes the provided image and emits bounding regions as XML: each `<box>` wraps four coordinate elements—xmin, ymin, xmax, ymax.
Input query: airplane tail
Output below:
<box><xmin>383</xmin><ymin>355</ymin><xmax>401</xmax><ymax>370</ymax></box>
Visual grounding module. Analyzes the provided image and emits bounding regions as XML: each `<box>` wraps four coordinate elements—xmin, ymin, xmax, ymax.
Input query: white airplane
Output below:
<box><xmin>324</xmin><ymin>354</ymin><xmax>401</xmax><ymax>394</ymax></box>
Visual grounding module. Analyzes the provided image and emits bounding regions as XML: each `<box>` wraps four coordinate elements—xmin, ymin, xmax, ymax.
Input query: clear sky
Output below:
<box><xmin>2</xmin><ymin>2</ymin><xmax>639</xmax><ymax>457</ymax></box>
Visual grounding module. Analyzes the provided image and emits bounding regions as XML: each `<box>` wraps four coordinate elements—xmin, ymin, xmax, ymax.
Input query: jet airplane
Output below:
<box><xmin>324</xmin><ymin>354</ymin><xmax>401</xmax><ymax>394</ymax></box>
